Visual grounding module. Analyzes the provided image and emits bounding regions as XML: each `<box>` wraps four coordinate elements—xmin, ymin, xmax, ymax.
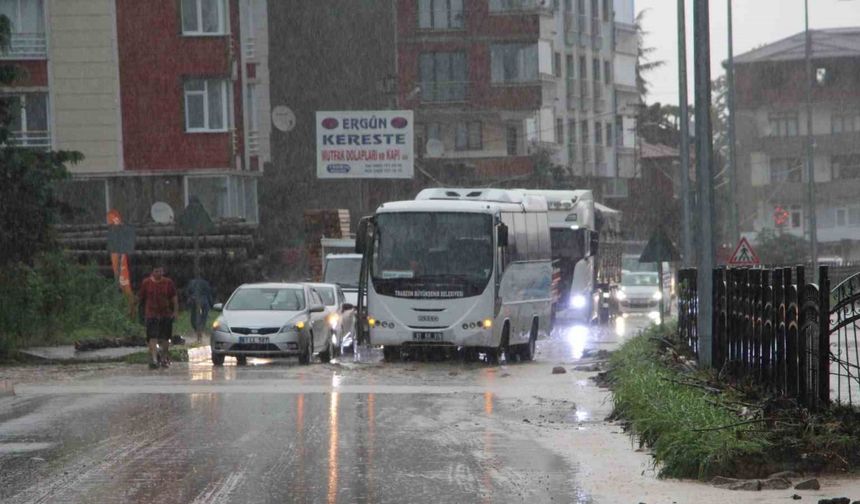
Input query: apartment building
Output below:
<box><xmin>1</xmin><ymin>0</ymin><xmax>270</xmax><ymax>225</ymax></box>
<box><xmin>734</xmin><ymin>28</ymin><xmax>860</xmax><ymax>260</ymax></box>
<box><xmin>395</xmin><ymin>0</ymin><xmax>638</xmax><ymax>188</ymax></box>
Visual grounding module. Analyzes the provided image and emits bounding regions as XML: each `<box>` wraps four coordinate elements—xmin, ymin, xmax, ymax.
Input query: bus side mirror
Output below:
<box><xmin>497</xmin><ymin>223</ymin><xmax>509</xmax><ymax>247</ymax></box>
<box><xmin>356</xmin><ymin>217</ymin><xmax>370</xmax><ymax>253</ymax></box>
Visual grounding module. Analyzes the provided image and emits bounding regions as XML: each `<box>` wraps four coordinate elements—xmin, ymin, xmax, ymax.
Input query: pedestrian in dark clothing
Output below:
<box><xmin>138</xmin><ymin>266</ymin><xmax>178</xmax><ymax>369</ymax></box>
<box><xmin>185</xmin><ymin>277</ymin><xmax>214</xmax><ymax>344</ymax></box>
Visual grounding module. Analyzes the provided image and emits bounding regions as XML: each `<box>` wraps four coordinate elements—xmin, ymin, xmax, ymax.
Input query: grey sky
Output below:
<box><xmin>636</xmin><ymin>0</ymin><xmax>860</xmax><ymax>105</ymax></box>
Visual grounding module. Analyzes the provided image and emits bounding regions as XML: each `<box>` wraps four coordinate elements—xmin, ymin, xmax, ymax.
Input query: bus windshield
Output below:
<box><xmin>549</xmin><ymin>228</ymin><xmax>585</xmax><ymax>261</ymax></box>
<box><xmin>372</xmin><ymin>212</ymin><xmax>494</xmax><ymax>298</ymax></box>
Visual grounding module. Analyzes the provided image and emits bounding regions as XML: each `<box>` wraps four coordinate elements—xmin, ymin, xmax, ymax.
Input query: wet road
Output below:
<box><xmin>0</xmin><ymin>318</ymin><xmax>644</xmax><ymax>504</ymax></box>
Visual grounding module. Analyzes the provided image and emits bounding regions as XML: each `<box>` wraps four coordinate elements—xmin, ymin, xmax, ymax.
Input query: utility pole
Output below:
<box><xmin>678</xmin><ymin>0</ymin><xmax>693</xmax><ymax>266</ymax></box>
<box><xmin>804</xmin><ymin>0</ymin><xmax>819</xmax><ymax>264</ymax></box>
<box><xmin>726</xmin><ymin>0</ymin><xmax>739</xmax><ymax>245</ymax></box>
<box><xmin>694</xmin><ymin>0</ymin><xmax>716</xmax><ymax>367</ymax></box>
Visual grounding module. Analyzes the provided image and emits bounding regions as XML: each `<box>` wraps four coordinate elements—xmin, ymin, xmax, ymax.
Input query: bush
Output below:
<box><xmin>0</xmin><ymin>252</ymin><xmax>140</xmax><ymax>356</ymax></box>
<box><xmin>609</xmin><ymin>324</ymin><xmax>771</xmax><ymax>479</ymax></box>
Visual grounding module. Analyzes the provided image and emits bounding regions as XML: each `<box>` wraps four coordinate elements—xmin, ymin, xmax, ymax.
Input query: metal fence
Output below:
<box><xmin>678</xmin><ymin>266</ymin><xmax>860</xmax><ymax>409</ymax></box>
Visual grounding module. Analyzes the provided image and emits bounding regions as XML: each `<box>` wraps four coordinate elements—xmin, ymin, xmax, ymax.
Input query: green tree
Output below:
<box><xmin>635</xmin><ymin>9</ymin><xmax>666</xmax><ymax>102</ymax></box>
<box><xmin>755</xmin><ymin>228</ymin><xmax>809</xmax><ymax>266</ymax></box>
<box><xmin>0</xmin><ymin>15</ymin><xmax>82</xmax><ymax>268</ymax></box>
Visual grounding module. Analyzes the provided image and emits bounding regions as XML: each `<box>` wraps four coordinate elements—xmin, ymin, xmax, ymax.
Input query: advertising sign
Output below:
<box><xmin>316</xmin><ymin>111</ymin><xmax>414</xmax><ymax>179</ymax></box>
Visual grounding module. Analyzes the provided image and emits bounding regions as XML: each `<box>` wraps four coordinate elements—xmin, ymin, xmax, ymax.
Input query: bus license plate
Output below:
<box><xmin>239</xmin><ymin>336</ymin><xmax>270</xmax><ymax>344</ymax></box>
<box><xmin>413</xmin><ymin>332</ymin><xmax>443</xmax><ymax>342</ymax></box>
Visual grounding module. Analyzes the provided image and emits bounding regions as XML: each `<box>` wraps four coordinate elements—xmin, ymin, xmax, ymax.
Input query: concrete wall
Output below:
<box><xmin>48</xmin><ymin>0</ymin><xmax>122</xmax><ymax>173</ymax></box>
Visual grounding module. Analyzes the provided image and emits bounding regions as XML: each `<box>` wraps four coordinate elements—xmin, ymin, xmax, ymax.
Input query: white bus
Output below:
<box><xmin>355</xmin><ymin>188</ymin><xmax>553</xmax><ymax>363</ymax></box>
<box><xmin>519</xmin><ymin>190</ymin><xmax>621</xmax><ymax>324</ymax></box>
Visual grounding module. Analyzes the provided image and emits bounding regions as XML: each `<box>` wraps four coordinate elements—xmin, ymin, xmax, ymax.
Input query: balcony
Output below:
<box><xmin>247</xmin><ymin>130</ymin><xmax>260</xmax><ymax>155</ymax></box>
<box><xmin>420</xmin><ymin>81</ymin><xmax>469</xmax><ymax>104</ymax></box>
<box><xmin>1</xmin><ymin>32</ymin><xmax>47</xmax><ymax>59</ymax></box>
<box><xmin>7</xmin><ymin>130</ymin><xmax>51</xmax><ymax>149</ymax></box>
<box><xmin>489</xmin><ymin>0</ymin><xmax>554</xmax><ymax>15</ymax></box>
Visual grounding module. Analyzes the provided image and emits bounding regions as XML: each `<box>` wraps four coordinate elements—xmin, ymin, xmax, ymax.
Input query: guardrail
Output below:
<box><xmin>1</xmin><ymin>33</ymin><xmax>47</xmax><ymax>59</ymax></box>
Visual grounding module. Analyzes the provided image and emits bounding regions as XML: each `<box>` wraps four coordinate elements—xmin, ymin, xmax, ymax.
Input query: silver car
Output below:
<box><xmin>211</xmin><ymin>283</ymin><xmax>331</xmax><ymax>366</ymax></box>
<box><xmin>307</xmin><ymin>282</ymin><xmax>357</xmax><ymax>356</ymax></box>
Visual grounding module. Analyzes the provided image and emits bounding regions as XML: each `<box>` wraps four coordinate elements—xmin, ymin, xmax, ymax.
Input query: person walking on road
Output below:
<box><xmin>138</xmin><ymin>266</ymin><xmax>179</xmax><ymax>369</ymax></box>
<box><xmin>185</xmin><ymin>276</ymin><xmax>214</xmax><ymax>344</ymax></box>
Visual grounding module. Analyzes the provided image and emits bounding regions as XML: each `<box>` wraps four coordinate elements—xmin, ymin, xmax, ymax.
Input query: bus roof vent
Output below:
<box><xmin>416</xmin><ymin>188</ymin><xmax>525</xmax><ymax>204</ymax></box>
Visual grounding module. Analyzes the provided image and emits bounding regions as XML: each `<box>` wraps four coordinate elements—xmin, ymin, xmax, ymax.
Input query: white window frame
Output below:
<box><xmin>2</xmin><ymin>91</ymin><xmax>50</xmax><ymax>148</ymax></box>
<box><xmin>181</xmin><ymin>0</ymin><xmax>228</xmax><ymax>36</ymax></box>
<box><xmin>184</xmin><ymin>79</ymin><xmax>230</xmax><ymax>133</ymax></box>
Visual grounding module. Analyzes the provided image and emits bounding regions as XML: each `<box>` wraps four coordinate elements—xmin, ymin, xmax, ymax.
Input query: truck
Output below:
<box><xmin>355</xmin><ymin>188</ymin><xmax>554</xmax><ymax>362</ymax></box>
<box><xmin>519</xmin><ymin>190</ymin><xmax>622</xmax><ymax>324</ymax></box>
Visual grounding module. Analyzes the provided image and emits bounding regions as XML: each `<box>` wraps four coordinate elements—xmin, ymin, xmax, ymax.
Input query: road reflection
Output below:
<box><xmin>328</xmin><ymin>391</ymin><xmax>340</xmax><ymax>504</ymax></box>
<box><xmin>565</xmin><ymin>325</ymin><xmax>590</xmax><ymax>360</ymax></box>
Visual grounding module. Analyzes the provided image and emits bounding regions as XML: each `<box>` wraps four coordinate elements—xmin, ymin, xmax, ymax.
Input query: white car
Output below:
<box><xmin>617</xmin><ymin>272</ymin><xmax>663</xmax><ymax>316</ymax></box>
<box><xmin>307</xmin><ymin>282</ymin><xmax>357</xmax><ymax>356</ymax></box>
<box><xmin>211</xmin><ymin>283</ymin><xmax>333</xmax><ymax>366</ymax></box>
<box><xmin>322</xmin><ymin>253</ymin><xmax>362</xmax><ymax>306</ymax></box>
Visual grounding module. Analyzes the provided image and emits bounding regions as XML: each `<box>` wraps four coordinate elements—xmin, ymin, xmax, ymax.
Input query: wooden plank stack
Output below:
<box><xmin>303</xmin><ymin>209</ymin><xmax>351</xmax><ymax>281</ymax></box>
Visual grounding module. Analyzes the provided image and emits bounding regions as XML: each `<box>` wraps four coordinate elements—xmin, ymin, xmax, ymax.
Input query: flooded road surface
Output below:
<box><xmin>0</xmin><ymin>317</ymin><xmax>639</xmax><ymax>503</ymax></box>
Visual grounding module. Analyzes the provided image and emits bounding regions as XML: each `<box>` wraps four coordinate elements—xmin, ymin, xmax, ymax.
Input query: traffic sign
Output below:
<box><xmin>729</xmin><ymin>237</ymin><xmax>761</xmax><ymax>266</ymax></box>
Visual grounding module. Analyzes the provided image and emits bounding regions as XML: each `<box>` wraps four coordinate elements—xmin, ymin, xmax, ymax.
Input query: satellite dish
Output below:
<box><xmin>272</xmin><ymin>106</ymin><xmax>296</xmax><ymax>132</ymax></box>
<box><xmin>151</xmin><ymin>201</ymin><xmax>175</xmax><ymax>224</ymax></box>
<box><xmin>426</xmin><ymin>138</ymin><xmax>445</xmax><ymax>158</ymax></box>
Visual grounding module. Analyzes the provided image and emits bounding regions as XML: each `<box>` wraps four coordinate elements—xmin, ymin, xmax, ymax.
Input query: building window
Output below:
<box><xmin>604</xmin><ymin>178</ymin><xmax>629</xmax><ymax>198</ymax></box>
<box><xmin>555</xmin><ymin>118</ymin><xmax>563</xmax><ymax>144</ymax></box>
<box><xmin>831</xmin><ymin>112</ymin><xmax>859</xmax><ymax>134</ymax></box>
<box><xmin>489</xmin><ymin>0</ymin><xmax>544</xmax><ymax>12</ymax></box>
<box><xmin>184</xmin><ymin>79</ymin><xmax>229</xmax><ymax>132</ymax></box>
<box><xmin>554</xmin><ymin>52</ymin><xmax>561</xmax><ymax>78</ymax></box>
<box><xmin>186</xmin><ymin>175</ymin><xmax>258</xmax><ymax>223</ymax></box>
<box><xmin>419</xmin><ymin>52</ymin><xmax>467</xmax><ymax>102</ymax></box>
<box><xmin>455</xmin><ymin>121</ymin><xmax>482</xmax><ymax>151</ymax></box>
<box><xmin>590</xmin><ymin>0</ymin><xmax>598</xmax><ymax>18</ymax></box>
<box><xmin>592</xmin><ymin>57</ymin><xmax>601</xmax><ymax>82</ymax></box>
<box><xmin>768</xmin><ymin>112</ymin><xmax>799</xmax><ymax>137</ymax></box>
<box><xmin>594</xmin><ymin>121</ymin><xmax>602</xmax><ymax>145</ymax></box>
<box><xmin>605</xmin><ymin>122</ymin><xmax>613</xmax><ymax>146</ymax></box>
<box><xmin>769</xmin><ymin>157</ymin><xmax>802</xmax><ymax>183</ymax></box>
<box><xmin>418</xmin><ymin>0</ymin><xmax>464</xmax><ymax>30</ymax></box>
<box><xmin>0</xmin><ymin>0</ymin><xmax>45</xmax><ymax>57</ymax></box>
<box><xmin>604</xmin><ymin>60</ymin><xmax>612</xmax><ymax>84</ymax></box>
<box><xmin>602</xmin><ymin>0</ymin><xmax>610</xmax><ymax>20</ymax></box>
<box><xmin>790</xmin><ymin>205</ymin><xmax>803</xmax><ymax>229</ymax></box>
<box><xmin>181</xmin><ymin>0</ymin><xmax>226</xmax><ymax>35</ymax></box>
<box><xmin>565</xmin><ymin>0</ymin><xmax>572</xmax><ymax>12</ymax></box>
<box><xmin>832</xmin><ymin>154</ymin><xmax>860</xmax><ymax>180</ymax></box>
<box><xmin>491</xmin><ymin>43</ymin><xmax>538</xmax><ymax>83</ymax></box>
<box><xmin>506</xmin><ymin>124</ymin><xmax>519</xmax><ymax>156</ymax></box>
<box><xmin>246</xmin><ymin>84</ymin><xmax>258</xmax><ymax>132</ymax></box>
<box><xmin>2</xmin><ymin>92</ymin><xmax>49</xmax><ymax>148</ymax></box>
<box><xmin>565</xmin><ymin>54</ymin><xmax>574</xmax><ymax>80</ymax></box>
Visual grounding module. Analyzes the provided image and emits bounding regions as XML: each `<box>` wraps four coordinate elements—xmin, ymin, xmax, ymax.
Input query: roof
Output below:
<box><xmin>735</xmin><ymin>28</ymin><xmax>860</xmax><ymax>64</ymax></box>
<box><xmin>238</xmin><ymin>282</ymin><xmax>306</xmax><ymax>289</ymax></box>
<box><xmin>641</xmin><ymin>142</ymin><xmax>679</xmax><ymax>160</ymax></box>
<box><xmin>378</xmin><ymin>199</ymin><xmax>515</xmax><ymax>214</ymax></box>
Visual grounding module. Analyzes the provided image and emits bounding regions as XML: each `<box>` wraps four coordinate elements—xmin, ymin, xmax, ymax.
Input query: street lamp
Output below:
<box><xmin>804</xmin><ymin>0</ymin><xmax>819</xmax><ymax>265</ymax></box>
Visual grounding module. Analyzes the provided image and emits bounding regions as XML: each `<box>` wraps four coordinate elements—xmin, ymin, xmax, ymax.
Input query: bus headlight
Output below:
<box><xmin>652</xmin><ymin>291</ymin><xmax>663</xmax><ymax>301</ymax></box>
<box><xmin>368</xmin><ymin>317</ymin><xmax>377</xmax><ymax>328</ymax></box>
<box><xmin>571</xmin><ymin>295</ymin><xmax>587</xmax><ymax>309</ymax></box>
<box><xmin>616</xmin><ymin>290</ymin><xmax>627</xmax><ymax>301</ymax></box>
<box><xmin>482</xmin><ymin>319</ymin><xmax>493</xmax><ymax>329</ymax></box>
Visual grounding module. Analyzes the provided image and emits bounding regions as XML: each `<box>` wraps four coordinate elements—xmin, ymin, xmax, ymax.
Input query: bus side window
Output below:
<box><xmin>525</xmin><ymin>212</ymin><xmax>540</xmax><ymax>260</ymax></box>
<box><xmin>537</xmin><ymin>213</ymin><xmax>551</xmax><ymax>260</ymax></box>
<box><xmin>501</xmin><ymin>212</ymin><xmax>516</xmax><ymax>264</ymax></box>
<box><xmin>513</xmin><ymin>213</ymin><xmax>527</xmax><ymax>262</ymax></box>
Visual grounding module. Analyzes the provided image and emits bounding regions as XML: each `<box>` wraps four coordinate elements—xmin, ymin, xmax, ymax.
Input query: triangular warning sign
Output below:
<box><xmin>729</xmin><ymin>237</ymin><xmax>761</xmax><ymax>266</ymax></box>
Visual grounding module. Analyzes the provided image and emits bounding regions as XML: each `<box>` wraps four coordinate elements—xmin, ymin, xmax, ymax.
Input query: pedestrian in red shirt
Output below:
<box><xmin>138</xmin><ymin>266</ymin><xmax>179</xmax><ymax>369</ymax></box>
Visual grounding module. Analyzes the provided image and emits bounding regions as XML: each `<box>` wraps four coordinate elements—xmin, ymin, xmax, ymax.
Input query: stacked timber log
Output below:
<box><xmin>57</xmin><ymin>221</ymin><xmax>262</xmax><ymax>299</ymax></box>
<box><xmin>303</xmin><ymin>209</ymin><xmax>350</xmax><ymax>281</ymax></box>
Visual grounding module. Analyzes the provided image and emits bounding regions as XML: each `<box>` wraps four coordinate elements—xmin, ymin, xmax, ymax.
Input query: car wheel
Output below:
<box><xmin>236</xmin><ymin>355</ymin><xmax>248</xmax><ymax>366</ymax></box>
<box><xmin>298</xmin><ymin>334</ymin><xmax>311</xmax><ymax>365</ymax></box>
<box><xmin>320</xmin><ymin>334</ymin><xmax>333</xmax><ymax>363</ymax></box>
<box><xmin>487</xmin><ymin>326</ymin><xmax>510</xmax><ymax>365</ymax></box>
<box><xmin>212</xmin><ymin>352</ymin><xmax>225</xmax><ymax>366</ymax></box>
<box><xmin>519</xmin><ymin>322</ymin><xmax>537</xmax><ymax>362</ymax></box>
<box><xmin>382</xmin><ymin>346</ymin><xmax>400</xmax><ymax>362</ymax></box>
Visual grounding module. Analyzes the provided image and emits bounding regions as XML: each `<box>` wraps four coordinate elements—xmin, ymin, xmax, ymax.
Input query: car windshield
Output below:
<box><xmin>226</xmin><ymin>288</ymin><xmax>306</xmax><ymax>311</ymax></box>
<box><xmin>372</xmin><ymin>212</ymin><xmax>493</xmax><ymax>290</ymax></box>
<box><xmin>312</xmin><ymin>287</ymin><xmax>337</xmax><ymax>306</ymax></box>
<box><xmin>323</xmin><ymin>257</ymin><xmax>361</xmax><ymax>288</ymax></box>
<box><xmin>622</xmin><ymin>273</ymin><xmax>659</xmax><ymax>287</ymax></box>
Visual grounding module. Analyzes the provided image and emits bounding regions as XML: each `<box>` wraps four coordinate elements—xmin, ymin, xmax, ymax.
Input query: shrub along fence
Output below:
<box><xmin>678</xmin><ymin>266</ymin><xmax>860</xmax><ymax>410</ymax></box>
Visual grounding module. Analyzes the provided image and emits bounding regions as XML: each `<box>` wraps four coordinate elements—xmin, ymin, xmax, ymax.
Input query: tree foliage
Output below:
<box><xmin>0</xmin><ymin>15</ymin><xmax>82</xmax><ymax>268</ymax></box>
<box><xmin>755</xmin><ymin>228</ymin><xmax>810</xmax><ymax>266</ymax></box>
<box><xmin>635</xmin><ymin>10</ymin><xmax>666</xmax><ymax>102</ymax></box>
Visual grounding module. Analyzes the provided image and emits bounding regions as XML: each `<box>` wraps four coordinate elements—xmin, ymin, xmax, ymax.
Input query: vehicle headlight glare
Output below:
<box><xmin>295</xmin><ymin>321</ymin><xmax>305</xmax><ymax>330</ymax></box>
<box><xmin>653</xmin><ymin>291</ymin><xmax>663</xmax><ymax>301</ymax></box>
<box><xmin>571</xmin><ymin>295</ymin><xmax>587</xmax><ymax>309</ymax></box>
<box><xmin>328</xmin><ymin>313</ymin><xmax>340</xmax><ymax>329</ymax></box>
<box><xmin>368</xmin><ymin>317</ymin><xmax>377</xmax><ymax>328</ymax></box>
<box><xmin>616</xmin><ymin>290</ymin><xmax>626</xmax><ymax>301</ymax></box>
<box><xmin>482</xmin><ymin>319</ymin><xmax>493</xmax><ymax>329</ymax></box>
<box><xmin>212</xmin><ymin>319</ymin><xmax>230</xmax><ymax>333</ymax></box>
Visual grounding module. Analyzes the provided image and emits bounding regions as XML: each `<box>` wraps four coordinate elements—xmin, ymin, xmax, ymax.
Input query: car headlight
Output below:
<box><xmin>652</xmin><ymin>291</ymin><xmax>663</xmax><ymax>301</ymax></box>
<box><xmin>212</xmin><ymin>319</ymin><xmax>230</xmax><ymax>333</ymax></box>
<box><xmin>616</xmin><ymin>290</ymin><xmax>626</xmax><ymax>301</ymax></box>
<box><xmin>328</xmin><ymin>313</ymin><xmax>340</xmax><ymax>330</ymax></box>
<box><xmin>571</xmin><ymin>295</ymin><xmax>587</xmax><ymax>309</ymax></box>
<box><xmin>280</xmin><ymin>318</ymin><xmax>305</xmax><ymax>334</ymax></box>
